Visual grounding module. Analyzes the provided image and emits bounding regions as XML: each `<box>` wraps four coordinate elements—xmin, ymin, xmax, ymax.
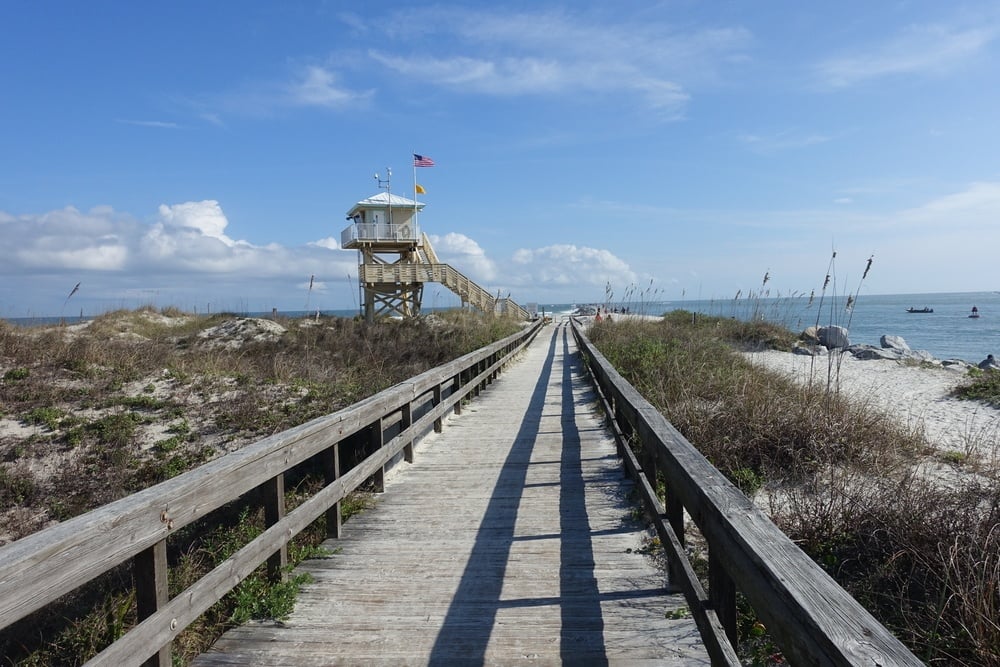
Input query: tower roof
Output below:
<box><xmin>347</xmin><ymin>192</ymin><xmax>425</xmax><ymax>216</ymax></box>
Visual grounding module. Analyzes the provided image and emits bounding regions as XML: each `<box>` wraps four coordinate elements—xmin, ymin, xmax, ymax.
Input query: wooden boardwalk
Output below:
<box><xmin>193</xmin><ymin>323</ymin><xmax>709</xmax><ymax>665</ymax></box>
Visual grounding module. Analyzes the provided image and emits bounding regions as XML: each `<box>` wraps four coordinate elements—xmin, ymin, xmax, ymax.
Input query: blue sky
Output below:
<box><xmin>3</xmin><ymin>1</ymin><xmax>1000</xmax><ymax>317</ymax></box>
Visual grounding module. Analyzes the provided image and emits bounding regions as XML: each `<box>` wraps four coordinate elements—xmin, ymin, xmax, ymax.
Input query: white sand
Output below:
<box><xmin>744</xmin><ymin>350</ymin><xmax>1000</xmax><ymax>463</ymax></box>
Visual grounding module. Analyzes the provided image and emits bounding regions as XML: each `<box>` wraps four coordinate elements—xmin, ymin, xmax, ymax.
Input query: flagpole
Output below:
<box><xmin>412</xmin><ymin>152</ymin><xmax>419</xmax><ymax>234</ymax></box>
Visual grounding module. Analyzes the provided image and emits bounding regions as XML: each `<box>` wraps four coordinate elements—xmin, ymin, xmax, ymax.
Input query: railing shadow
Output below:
<box><xmin>429</xmin><ymin>324</ymin><xmax>607</xmax><ymax>663</ymax></box>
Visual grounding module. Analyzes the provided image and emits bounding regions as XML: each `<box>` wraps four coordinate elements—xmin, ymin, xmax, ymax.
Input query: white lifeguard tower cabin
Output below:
<box><xmin>341</xmin><ymin>189</ymin><xmax>530</xmax><ymax>322</ymax></box>
<box><xmin>341</xmin><ymin>192</ymin><xmax>425</xmax><ymax>321</ymax></box>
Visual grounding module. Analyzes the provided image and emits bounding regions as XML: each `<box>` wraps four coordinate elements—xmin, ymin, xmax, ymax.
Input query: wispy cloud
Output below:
<box><xmin>738</xmin><ymin>130</ymin><xmax>833</xmax><ymax>153</ymax></box>
<box><xmin>286</xmin><ymin>65</ymin><xmax>373</xmax><ymax>109</ymax></box>
<box><xmin>193</xmin><ymin>64</ymin><xmax>374</xmax><ymax>121</ymax></box>
<box><xmin>365</xmin><ymin>7</ymin><xmax>748</xmax><ymax>117</ymax></box>
<box><xmin>816</xmin><ymin>21</ymin><xmax>998</xmax><ymax>88</ymax></box>
<box><xmin>116</xmin><ymin>119</ymin><xmax>181</xmax><ymax>129</ymax></box>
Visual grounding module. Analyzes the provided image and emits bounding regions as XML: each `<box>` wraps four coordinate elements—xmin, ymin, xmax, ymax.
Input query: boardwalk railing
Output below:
<box><xmin>570</xmin><ymin>318</ymin><xmax>922</xmax><ymax>666</ymax></box>
<box><xmin>0</xmin><ymin>320</ymin><xmax>543</xmax><ymax>667</ymax></box>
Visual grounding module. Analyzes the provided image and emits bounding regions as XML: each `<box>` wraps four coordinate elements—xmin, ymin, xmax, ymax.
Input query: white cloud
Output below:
<box><xmin>510</xmin><ymin>244</ymin><xmax>637</xmax><ymax>289</ymax></box>
<box><xmin>738</xmin><ymin>130</ymin><xmax>833</xmax><ymax>153</ymax></box>
<box><xmin>157</xmin><ymin>201</ymin><xmax>237</xmax><ymax>245</ymax></box>
<box><xmin>115</xmin><ymin>119</ymin><xmax>181</xmax><ymax>129</ymax></box>
<box><xmin>310</xmin><ymin>237</ymin><xmax>340</xmax><ymax>250</ymax></box>
<box><xmin>894</xmin><ymin>181</ymin><xmax>1000</xmax><ymax>231</ymax></box>
<box><xmin>429</xmin><ymin>232</ymin><xmax>498</xmax><ymax>282</ymax></box>
<box><xmin>288</xmin><ymin>66</ymin><xmax>371</xmax><ymax>109</ymax></box>
<box><xmin>0</xmin><ymin>203</ymin><xmax>358</xmax><ymax>315</ymax></box>
<box><xmin>198</xmin><ymin>64</ymin><xmax>374</xmax><ymax>121</ymax></box>
<box><xmin>365</xmin><ymin>7</ymin><xmax>747</xmax><ymax>116</ymax></box>
<box><xmin>816</xmin><ymin>22</ymin><xmax>998</xmax><ymax>88</ymax></box>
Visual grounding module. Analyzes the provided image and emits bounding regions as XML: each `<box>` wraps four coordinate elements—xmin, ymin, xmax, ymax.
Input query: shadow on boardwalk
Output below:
<box><xmin>193</xmin><ymin>324</ymin><xmax>707</xmax><ymax>666</ymax></box>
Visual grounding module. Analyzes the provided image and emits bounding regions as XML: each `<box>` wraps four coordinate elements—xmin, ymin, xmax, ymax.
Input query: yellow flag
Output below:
<box><xmin>415</xmin><ymin>184</ymin><xmax>426</xmax><ymax>194</ymax></box>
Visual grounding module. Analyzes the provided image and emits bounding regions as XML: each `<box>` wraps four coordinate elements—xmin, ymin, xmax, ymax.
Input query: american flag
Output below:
<box><xmin>413</xmin><ymin>154</ymin><xmax>435</xmax><ymax>167</ymax></box>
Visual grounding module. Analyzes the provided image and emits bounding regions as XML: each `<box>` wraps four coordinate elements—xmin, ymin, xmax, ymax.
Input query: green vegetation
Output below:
<box><xmin>954</xmin><ymin>367</ymin><xmax>1000</xmax><ymax>408</ymax></box>
<box><xmin>590</xmin><ymin>313</ymin><xmax>1000</xmax><ymax>665</ymax></box>
<box><xmin>0</xmin><ymin>306</ymin><xmax>523</xmax><ymax>665</ymax></box>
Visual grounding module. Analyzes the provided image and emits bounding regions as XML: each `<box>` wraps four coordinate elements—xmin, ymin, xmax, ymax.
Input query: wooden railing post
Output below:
<box><xmin>371</xmin><ymin>418</ymin><xmax>385</xmax><ymax>492</ymax></box>
<box><xmin>135</xmin><ymin>540</ymin><xmax>170</xmax><ymax>667</ymax></box>
<box><xmin>452</xmin><ymin>374</ymin><xmax>463</xmax><ymax>415</ymax></box>
<box><xmin>262</xmin><ymin>475</ymin><xmax>287</xmax><ymax>582</ymax></box>
<box><xmin>665</xmin><ymin>485</ymin><xmax>685</xmax><ymax>585</ymax></box>
<box><xmin>710</xmin><ymin>549</ymin><xmax>738</xmax><ymax>647</ymax></box>
<box><xmin>433</xmin><ymin>386</ymin><xmax>443</xmax><ymax>433</ymax></box>
<box><xmin>322</xmin><ymin>444</ymin><xmax>342</xmax><ymax>538</ymax></box>
<box><xmin>401</xmin><ymin>402</ymin><xmax>414</xmax><ymax>463</ymax></box>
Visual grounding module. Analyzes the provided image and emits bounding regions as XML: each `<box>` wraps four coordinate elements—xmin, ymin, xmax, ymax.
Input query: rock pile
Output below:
<box><xmin>793</xmin><ymin>329</ymin><xmax>991</xmax><ymax>370</ymax></box>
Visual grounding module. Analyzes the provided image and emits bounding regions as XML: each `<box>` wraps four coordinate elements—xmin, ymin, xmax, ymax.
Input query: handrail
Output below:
<box><xmin>341</xmin><ymin>222</ymin><xmax>419</xmax><ymax>246</ymax></box>
<box><xmin>358</xmin><ymin>262</ymin><xmax>531</xmax><ymax>319</ymax></box>
<box><xmin>0</xmin><ymin>319</ymin><xmax>544</xmax><ymax>667</ymax></box>
<box><xmin>569</xmin><ymin>318</ymin><xmax>922</xmax><ymax>666</ymax></box>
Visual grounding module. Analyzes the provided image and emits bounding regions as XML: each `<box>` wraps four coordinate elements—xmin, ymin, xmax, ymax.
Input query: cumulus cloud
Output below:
<box><xmin>429</xmin><ymin>232</ymin><xmax>498</xmax><ymax>282</ymax></box>
<box><xmin>310</xmin><ymin>237</ymin><xmax>340</xmax><ymax>250</ymax></box>
<box><xmin>157</xmin><ymin>201</ymin><xmax>238</xmax><ymax>245</ymax></box>
<box><xmin>510</xmin><ymin>244</ymin><xmax>637</xmax><ymax>289</ymax></box>
<box><xmin>0</xmin><ymin>203</ymin><xmax>357</xmax><ymax>315</ymax></box>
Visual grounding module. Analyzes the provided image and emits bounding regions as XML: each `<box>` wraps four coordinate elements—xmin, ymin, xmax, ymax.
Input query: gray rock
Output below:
<box><xmin>793</xmin><ymin>343</ymin><xmax>827</xmax><ymax>356</ymax></box>
<box><xmin>848</xmin><ymin>345</ymin><xmax>901</xmax><ymax>361</ymax></box>
<box><xmin>800</xmin><ymin>326</ymin><xmax>820</xmax><ymax>343</ymax></box>
<box><xmin>880</xmin><ymin>335</ymin><xmax>910</xmax><ymax>352</ymax></box>
<box><xmin>907</xmin><ymin>350</ymin><xmax>936</xmax><ymax>363</ymax></box>
<box><xmin>818</xmin><ymin>325</ymin><xmax>850</xmax><ymax>349</ymax></box>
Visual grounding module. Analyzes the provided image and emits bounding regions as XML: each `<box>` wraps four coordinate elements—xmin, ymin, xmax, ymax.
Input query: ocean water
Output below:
<box><xmin>8</xmin><ymin>293</ymin><xmax>998</xmax><ymax>365</ymax></box>
<box><xmin>544</xmin><ymin>291</ymin><xmax>1000</xmax><ymax>365</ymax></box>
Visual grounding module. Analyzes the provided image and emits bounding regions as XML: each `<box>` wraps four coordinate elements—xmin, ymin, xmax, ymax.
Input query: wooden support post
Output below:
<box><xmin>452</xmin><ymin>374</ymin><xmax>462</xmax><ymax>415</ymax></box>
<box><xmin>135</xmin><ymin>540</ymin><xmax>170</xmax><ymax>667</ymax></box>
<box><xmin>370</xmin><ymin>418</ymin><xmax>385</xmax><ymax>492</ymax></box>
<box><xmin>401</xmin><ymin>402</ymin><xmax>414</xmax><ymax>463</ymax></box>
<box><xmin>262</xmin><ymin>475</ymin><xmax>287</xmax><ymax>582</ymax></box>
<box><xmin>610</xmin><ymin>392</ymin><xmax>625</xmax><ymax>458</ymax></box>
<box><xmin>433</xmin><ymin>386</ymin><xmax>443</xmax><ymax>433</ymax></box>
<box><xmin>710</xmin><ymin>549</ymin><xmax>738</xmax><ymax>647</ymax></box>
<box><xmin>665</xmin><ymin>486</ymin><xmax>685</xmax><ymax>585</ymax></box>
<box><xmin>322</xmin><ymin>444</ymin><xmax>342</xmax><ymax>538</ymax></box>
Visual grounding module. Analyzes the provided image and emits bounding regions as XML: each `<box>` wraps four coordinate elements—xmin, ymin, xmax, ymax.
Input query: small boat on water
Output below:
<box><xmin>906</xmin><ymin>307</ymin><xmax>934</xmax><ymax>313</ymax></box>
<box><xmin>970</xmin><ymin>305</ymin><xmax>981</xmax><ymax>319</ymax></box>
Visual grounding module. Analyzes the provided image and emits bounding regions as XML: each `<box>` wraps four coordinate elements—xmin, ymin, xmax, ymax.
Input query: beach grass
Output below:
<box><xmin>589</xmin><ymin>313</ymin><xmax>1000</xmax><ymax>665</ymax></box>
<box><xmin>0</xmin><ymin>307</ymin><xmax>522</xmax><ymax>665</ymax></box>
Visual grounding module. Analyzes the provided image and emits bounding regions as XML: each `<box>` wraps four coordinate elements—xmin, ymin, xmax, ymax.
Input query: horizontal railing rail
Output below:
<box><xmin>341</xmin><ymin>222</ymin><xmax>419</xmax><ymax>246</ymax></box>
<box><xmin>358</xmin><ymin>262</ymin><xmax>530</xmax><ymax>319</ymax></box>
<box><xmin>0</xmin><ymin>319</ymin><xmax>544</xmax><ymax>667</ymax></box>
<box><xmin>569</xmin><ymin>318</ymin><xmax>922</xmax><ymax>667</ymax></box>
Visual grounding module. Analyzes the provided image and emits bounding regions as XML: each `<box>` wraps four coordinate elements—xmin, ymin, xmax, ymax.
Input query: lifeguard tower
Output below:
<box><xmin>341</xmin><ymin>176</ymin><xmax>530</xmax><ymax>322</ymax></box>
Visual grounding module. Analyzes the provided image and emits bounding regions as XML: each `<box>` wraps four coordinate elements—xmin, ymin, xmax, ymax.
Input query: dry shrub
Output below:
<box><xmin>590</xmin><ymin>314</ymin><xmax>1000</xmax><ymax>665</ymax></box>
<box><xmin>0</xmin><ymin>307</ymin><xmax>521</xmax><ymax>664</ymax></box>
<box><xmin>776</xmin><ymin>475</ymin><xmax>1000</xmax><ymax>665</ymax></box>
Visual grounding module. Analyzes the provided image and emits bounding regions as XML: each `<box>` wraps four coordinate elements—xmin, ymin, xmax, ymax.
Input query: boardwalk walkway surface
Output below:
<box><xmin>193</xmin><ymin>323</ymin><xmax>708</xmax><ymax>665</ymax></box>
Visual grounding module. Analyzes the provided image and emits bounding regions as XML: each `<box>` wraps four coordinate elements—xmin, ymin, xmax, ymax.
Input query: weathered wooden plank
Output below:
<box><xmin>192</xmin><ymin>323</ymin><xmax>708</xmax><ymax>666</ymax></box>
<box><xmin>0</xmin><ymin>321</ymin><xmax>542</xmax><ymax>633</ymax></box>
<box><xmin>571</xmin><ymin>319</ymin><xmax>923</xmax><ymax>666</ymax></box>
